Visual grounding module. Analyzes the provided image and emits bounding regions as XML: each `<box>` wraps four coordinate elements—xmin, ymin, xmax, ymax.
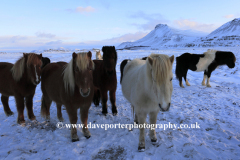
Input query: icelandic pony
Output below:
<box><xmin>121</xmin><ymin>54</ymin><xmax>174</xmax><ymax>151</ymax></box>
<box><xmin>41</xmin><ymin>52</ymin><xmax>94</xmax><ymax>142</ymax></box>
<box><xmin>176</xmin><ymin>49</ymin><xmax>236</xmax><ymax>88</ymax></box>
<box><xmin>0</xmin><ymin>53</ymin><xmax>42</xmax><ymax>123</ymax></box>
<box><xmin>41</xmin><ymin>57</ymin><xmax>51</xmax><ymax>68</ymax></box>
<box><xmin>92</xmin><ymin>46</ymin><xmax>118</xmax><ymax>115</ymax></box>
<box><xmin>95</xmin><ymin>50</ymin><xmax>103</xmax><ymax>60</ymax></box>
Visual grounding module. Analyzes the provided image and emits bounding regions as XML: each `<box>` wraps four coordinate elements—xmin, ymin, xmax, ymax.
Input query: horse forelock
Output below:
<box><xmin>149</xmin><ymin>54</ymin><xmax>172</xmax><ymax>86</ymax></box>
<box><xmin>11</xmin><ymin>53</ymin><xmax>42</xmax><ymax>81</ymax></box>
<box><xmin>27</xmin><ymin>53</ymin><xmax>42</xmax><ymax>67</ymax></box>
<box><xmin>63</xmin><ymin>52</ymin><xmax>94</xmax><ymax>94</ymax></box>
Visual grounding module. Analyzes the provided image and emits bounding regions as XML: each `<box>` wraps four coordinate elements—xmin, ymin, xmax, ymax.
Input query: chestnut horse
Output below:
<box><xmin>0</xmin><ymin>53</ymin><xmax>42</xmax><ymax>123</ymax></box>
<box><xmin>41</xmin><ymin>51</ymin><xmax>94</xmax><ymax>142</ymax></box>
<box><xmin>92</xmin><ymin>46</ymin><xmax>118</xmax><ymax>115</ymax></box>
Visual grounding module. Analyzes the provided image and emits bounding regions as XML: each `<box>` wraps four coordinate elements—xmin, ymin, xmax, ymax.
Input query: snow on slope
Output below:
<box><xmin>208</xmin><ymin>18</ymin><xmax>240</xmax><ymax>37</ymax></box>
<box><xmin>118</xmin><ymin>18</ymin><xmax>240</xmax><ymax>49</ymax></box>
<box><xmin>117</xmin><ymin>24</ymin><xmax>207</xmax><ymax>49</ymax></box>
<box><xmin>0</xmin><ymin>48</ymin><xmax>240</xmax><ymax>159</ymax></box>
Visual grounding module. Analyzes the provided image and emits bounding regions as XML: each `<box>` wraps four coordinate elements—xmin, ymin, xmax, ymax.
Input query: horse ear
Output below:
<box><xmin>148</xmin><ymin>57</ymin><xmax>153</xmax><ymax>66</ymax></box>
<box><xmin>112</xmin><ymin>46</ymin><xmax>115</xmax><ymax>50</ymax></box>
<box><xmin>23</xmin><ymin>53</ymin><xmax>28</xmax><ymax>59</ymax></box>
<box><xmin>169</xmin><ymin>55</ymin><xmax>174</xmax><ymax>64</ymax></box>
<box><xmin>39</xmin><ymin>53</ymin><xmax>42</xmax><ymax>59</ymax></box>
<box><xmin>102</xmin><ymin>46</ymin><xmax>106</xmax><ymax>53</ymax></box>
<box><xmin>72</xmin><ymin>52</ymin><xmax>77</xmax><ymax>59</ymax></box>
<box><xmin>87</xmin><ymin>51</ymin><xmax>92</xmax><ymax>59</ymax></box>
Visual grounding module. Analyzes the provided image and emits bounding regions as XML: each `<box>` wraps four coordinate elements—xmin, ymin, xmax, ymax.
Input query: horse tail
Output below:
<box><xmin>120</xmin><ymin>59</ymin><xmax>130</xmax><ymax>84</ymax></box>
<box><xmin>41</xmin><ymin>95</ymin><xmax>51</xmax><ymax>119</ymax></box>
<box><xmin>175</xmin><ymin>56</ymin><xmax>182</xmax><ymax>82</ymax></box>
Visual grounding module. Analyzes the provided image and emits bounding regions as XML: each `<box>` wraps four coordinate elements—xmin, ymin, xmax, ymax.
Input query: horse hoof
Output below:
<box><xmin>58</xmin><ymin>117</ymin><xmax>64</xmax><ymax>122</ymax></box>
<box><xmin>113</xmin><ymin>112</ymin><xmax>117</xmax><ymax>116</ymax></box>
<box><xmin>85</xmin><ymin>135</ymin><xmax>91</xmax><ymax>139</ymax></box>
<box><xmin>138</xmin><ymin>146</ymin><xmax>145</xmax><ymax>152</ymax></box>
<box><xmin>29</xmin><ymin>115</ymin><xmax>36</xmax><ymax>121</ymax></box>
<box><xmin>102</xmin><ymin>110</ymin><xmax>108</xmax><ymax>115</ymax></box>
<box><xmin>151</xmin><ymin>139</ymin><xmax>158</xmax><ymax>145</ymax></box>
<box><xmin>17</xmin><ymin>119</ymin><xmax>26</xmax><ymax>124</ymax></box>
<box><xmin>72</xmin><ymin>138</ymin><xmax>79</xmax><ymax>142</ymax></box>
<box><xmin>207</xmin><ymin>84</ymin><xmax>211</xmax><ymax>87</ymax></box>
<box><xmin>6</xmin><ymin>111</ymin><xmax>14</xmax><ymax>116</ymax></box>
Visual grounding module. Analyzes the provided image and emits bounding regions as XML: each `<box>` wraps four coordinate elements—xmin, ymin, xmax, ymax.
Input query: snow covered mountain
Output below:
<box><xmin>117</xmin><ymin>24</ymin><xmax>205</xmax><ymax>49</ymax></box>
<box><xmin>117</xmin><ymin>18</ymin><xmax>240</xmax><ymax>49</ymax></box>
<box><xmin>208</xmin><ymin>18</ymin><xmax>240</xmax><ymax>37</ymax></box>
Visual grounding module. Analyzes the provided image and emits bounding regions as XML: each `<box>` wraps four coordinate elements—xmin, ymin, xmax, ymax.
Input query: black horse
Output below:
<box><xmin>41</xmin><ymin>57</ymin><xmax>51</xmax><ymax>68</ymax></box>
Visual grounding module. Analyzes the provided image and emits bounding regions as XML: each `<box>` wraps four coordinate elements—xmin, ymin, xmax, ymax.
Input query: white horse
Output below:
<box><xmin>121</xmin><ymin>53</ymin><xmax>174</xmax><ymax>151</ymax></box>
<box><xmin>95</xmin><ymin>50</ymin><xmax>102</xmax><ymax>60</ymax></box>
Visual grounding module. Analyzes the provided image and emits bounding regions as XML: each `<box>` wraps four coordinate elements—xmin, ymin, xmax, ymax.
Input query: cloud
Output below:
<box><xmin>173</xmin><ymin>19</ymin><xmax>217</xmax><ymax>33</ymax></box>
<box><xmin>107</xmin><ymin>32</ymin><xmax>148</xmax><ymax>43</ymax></box>
<box><xmin>80</xmin><ymin>31</ymin><xmax>148</xmax><ymax>46</ymax></box>
<box><xmin>45</xmin><ymin>40</ymin><xmax>63</xmax><ymax>45</ymax></box>
<box><xmin>36</xmin><ymin>32</ymin><xmax>56</xmax><ymax>38</ymax></box>
<box><xmin>66</xmin><ymin>6</ymin><xmax>95</xmax><ymax>14</ymax></box>
<box><xmin>129</xmin><ymin>11</ymin><xmax>169</xmax><ymax>30</ymax></box>
<box><xmin>224</xmin><ymin>14</ymin><xmax>234</xmax><ymax>19</ymax></box>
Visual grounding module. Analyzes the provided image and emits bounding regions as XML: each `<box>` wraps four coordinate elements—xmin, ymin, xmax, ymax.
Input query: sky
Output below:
<box><xmin>0</xmin><ymin>0</ymin><xmax>240</xmax><ymax>51</ymax></box>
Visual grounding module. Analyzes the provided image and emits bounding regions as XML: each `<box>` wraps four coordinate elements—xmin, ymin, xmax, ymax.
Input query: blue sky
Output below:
<box><xmin>0</xmin><ymin>0</ymin><xmax>239</xmax><ymax>51</ymax></box>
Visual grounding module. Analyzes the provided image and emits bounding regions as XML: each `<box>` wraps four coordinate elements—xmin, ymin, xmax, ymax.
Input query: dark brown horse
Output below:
<box><xmin>41</xmin><ymin>51</ymin><xmax>94</xmax><ymax>142</ymax></box>
<box><xmin>0</xmin><ymin>53</ymin><xmax>42</xmax><ymax>124</ymax></box>
<box><xmin>92</xmin><ymin>46</ymin><xmax>118</xmax><ymax>115</ymax></box>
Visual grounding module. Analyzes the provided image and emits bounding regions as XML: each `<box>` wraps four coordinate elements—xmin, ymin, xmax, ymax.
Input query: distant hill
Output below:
<box><xmin>117</xmin><ymin>18</ymin><xmax>240</xmax><ymax>49</ymax></box>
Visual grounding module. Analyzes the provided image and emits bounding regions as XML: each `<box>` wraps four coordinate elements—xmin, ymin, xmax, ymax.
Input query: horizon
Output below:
<box><xmin>1</xmin><ymin>0</ymin><xmax>240</xmax><ymax>52</ymax></box>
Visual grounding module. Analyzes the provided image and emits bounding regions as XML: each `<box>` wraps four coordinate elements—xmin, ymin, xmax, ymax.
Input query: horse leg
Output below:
<box><xmin>14</xmin><ymin>94</ymin><xmax>25</xmax><ymax>124</ymax></box>
<box><xmin>41</xmin><ymin>95</ymin><xmax>52</xmax><ymax>121</ymax></box>
<box><xmin>202</xmin><ymin>71</ymin><xmax>207</xmax><ymax>86</ymax></box>
<box><xmin>134</xmin><ymin>112</ymin><xmax>138</xmax><ymax>124</ymax></box>
<box><xmin>25</xmin><ymin>94</ymin><xmax>36</xmax><ymax>121</ymax></box>
<box><xmin>80</xmin><ymin>107</ymin><xmax>91</xmax><ymax>139</ymax></box>
<box><xmin>184</xmin><ymin>71</ymin><xmax>190</xmax><ymax>86</ymax></box>
<box><xmin>93</xmin><ymin>88</ymin><xmax>100</xmax><ymax>106</ymax></box>
<box><xmin>206</xmin><ymin>71</ymin><xmax>213</xmax><ymax>87</ymax></box>
<box><xmin>1</xmin><ymin>95</ymin><xmax>13</xmax><ymax>116</ymax></box>
<box><xmin>109</xmin><ymin>89</ymin><xmax>117</xmax><ymax>115</ymax></box>
<box><xmin>137</xmin><ymin>112</ymin><xmax>147</xmax><ymax>151</ymax></box>
<box><xmin>149</xmin><ymin>111</ymin><xmax>158</xmax><ymax>143</ymax></box>
<box><xmin>100</xmin><ymin>89</ymin><xmax>108</xmax><ymax>115</ymax></box>
<box><xmin>57</xmin><ymin>104</ymin><xmax>64</xmax><ymax>122</ymax></box>
<box><xmin>206</xmin><ymin>62</ymin><xmax>217</xmax><ymax>87</ymax></box>
<box><xmin>65</xmin><ymin>105</ymin><xmax>79</xmax><ymax>142</ymax></box>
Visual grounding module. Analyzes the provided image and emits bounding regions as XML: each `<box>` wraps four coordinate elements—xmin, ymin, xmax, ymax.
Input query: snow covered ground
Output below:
<box><xmin>0</xmin><ymin>47</ymin><xmax>240</xmax><ymax>159</ymax></box>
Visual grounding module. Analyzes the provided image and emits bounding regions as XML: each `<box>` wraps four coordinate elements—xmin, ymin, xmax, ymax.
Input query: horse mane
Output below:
<box><xmin>63</xmin><ymin>52</ymin><xmax>94</xmax><ymax>94</ymax></box>
<box><xmin>11</xmin><ymin>53</ymin><xmax>42</xmax><ymax>81</ymax></box>
<box><xmin>148</xmin><ymin>53</ymin><xmax>172</xmax><ymax>86</ymax></box>
<box><xmin>204</xmin><ymin>49</ymin><xmax>217</xmax><ymax>56</ymax></box>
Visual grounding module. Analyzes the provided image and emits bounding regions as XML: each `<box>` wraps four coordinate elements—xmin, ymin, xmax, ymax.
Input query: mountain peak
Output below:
<box><xmin>155</xmin><ymin>24</ymin><xmax>168</xmax><ymax>29</ymax></box>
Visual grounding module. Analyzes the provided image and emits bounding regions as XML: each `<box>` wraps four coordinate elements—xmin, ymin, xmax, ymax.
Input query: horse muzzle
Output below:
<box><xmin>80</xmin><ymin>88</ymin><xmax>91</xmax><ymax>97</ymax></box>
<box><xmin>159</xmin><ymin>103</ymin><xmax>171</xmax><ymax>112</ymax></box>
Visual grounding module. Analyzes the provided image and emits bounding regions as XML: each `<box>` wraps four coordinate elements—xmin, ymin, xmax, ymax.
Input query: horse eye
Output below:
<box><xmin>88</xmin><ymin>68</ymin><xmax>92</xmax><ymax>71</ymax></box>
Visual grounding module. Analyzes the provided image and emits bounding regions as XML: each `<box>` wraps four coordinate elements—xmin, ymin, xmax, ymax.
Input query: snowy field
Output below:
<box><xmin>0</xmin><ymin>47</ymin><xmax>240</xmax><ymax>159</ymax></box>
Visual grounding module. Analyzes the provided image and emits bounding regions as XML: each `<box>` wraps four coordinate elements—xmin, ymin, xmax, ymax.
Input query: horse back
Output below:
<box><xmin>0</xmin><ymin>62</ymin><xmax>15</xmax><ymax>95</ymax></box>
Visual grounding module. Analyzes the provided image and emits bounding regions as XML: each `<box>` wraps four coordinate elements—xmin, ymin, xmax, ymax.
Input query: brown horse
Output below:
<box><xmin>0</xmin><ymin>53</ymin><xmax>42</xmax><ymax>124</ymax></box>
<box><xmin>41</xmin><ymin>51</ymin><xmax>94</xmax><ymax>142</ymax></box>
<box><xmin>92</xmin><ymin>46</ymin><xmax>118</xmax><ymax>115</ymax></box>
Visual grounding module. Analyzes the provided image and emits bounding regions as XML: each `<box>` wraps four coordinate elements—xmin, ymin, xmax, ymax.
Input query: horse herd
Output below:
<box><xmin>0</xmin><ymin>47</ymin><xmax>236</xmax><ymax>151</ymax></box>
